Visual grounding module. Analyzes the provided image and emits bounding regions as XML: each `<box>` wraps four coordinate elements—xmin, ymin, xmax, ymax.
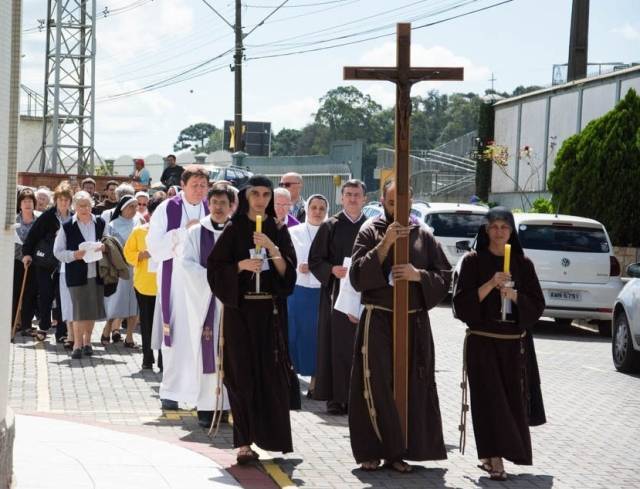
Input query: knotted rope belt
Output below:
<box><xmin>361</xmin><ymin>304</ymin><xmax>422</xmax><ymax>442</ymax></box>
<box><xmin>458</xmin><ymin>328</ymin><xmax>527</xmax><ymax>454</ymax></box>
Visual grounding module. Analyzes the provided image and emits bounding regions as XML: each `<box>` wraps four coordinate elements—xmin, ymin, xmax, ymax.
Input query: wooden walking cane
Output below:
<box><xmin>11</xmin><ymin>263</ymin><xmax>30</xmax><ymax>342</ymax></box>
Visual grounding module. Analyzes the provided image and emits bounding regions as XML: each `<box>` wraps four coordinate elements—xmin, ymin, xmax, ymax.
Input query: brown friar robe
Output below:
<box><xmin>308</xmin><ymin>211</ymin><xmax>368</xmax><ymax>405</ymax></box>
<box><xmin>348</xmin><ymin>216</ymin><xmax>451</xmax><ymax>463</ymax></box>
<box><xmin>452</xmin><ymin>250</ymin><xmax>545</xmax><ymax>465</ymax></box>
<box><xmin>207</xmin><ymin>213</ymin><xmax>297</xmax><ymax>453</ymax></box>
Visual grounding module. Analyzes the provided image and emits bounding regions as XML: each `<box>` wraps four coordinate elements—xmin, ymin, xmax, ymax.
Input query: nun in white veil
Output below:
<box><xmin>287</xmin><ymin>194</ymin><xmax>328</xmax><ymax>394</ymax></box>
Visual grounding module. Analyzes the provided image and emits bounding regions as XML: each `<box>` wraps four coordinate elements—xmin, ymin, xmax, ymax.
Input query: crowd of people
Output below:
<box><xmin>12</xmin><ymin>164</ymin><xmax>547</xmax><ymax>481</ymax></box>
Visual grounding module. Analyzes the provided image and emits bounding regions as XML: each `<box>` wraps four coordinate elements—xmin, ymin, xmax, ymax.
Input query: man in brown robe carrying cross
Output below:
<box><xmin>348</xmin><ymin>180</ymin><xmax>451</xmax><ymax>471</ymax></box>
<box><xmin>344</xmin><ymin>22</ymin><xmax>462</xmax><ymax>472</ymax></box>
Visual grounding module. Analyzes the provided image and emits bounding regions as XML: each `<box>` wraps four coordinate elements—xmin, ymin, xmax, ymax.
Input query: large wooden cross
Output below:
<box><xmin>344</xmin><ymin>23</ymin><xmax>463</xmax><ymax>447</ymax></box>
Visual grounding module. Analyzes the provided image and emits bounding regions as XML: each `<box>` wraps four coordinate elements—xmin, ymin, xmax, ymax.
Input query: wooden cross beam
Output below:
<box><xmin>344</xmin><ymin>23</ymin><xmax>463</xmax><ymax>448</ymax></box>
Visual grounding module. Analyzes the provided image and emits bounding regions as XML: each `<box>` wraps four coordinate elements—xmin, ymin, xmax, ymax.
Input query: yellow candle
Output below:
<box><xmin>503</xmin><ymin>243</ymin><xmax>511</xmax><ymax>273</ymax></box>
<box><xmin>255</xmin><ymin>215</ymin><xmax>262</xmax><ymax>252</ymax></box>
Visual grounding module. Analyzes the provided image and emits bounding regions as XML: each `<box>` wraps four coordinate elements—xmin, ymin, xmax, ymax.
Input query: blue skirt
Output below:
<box><xmin>287</xmin><ymin>285</ymin><xmax>321</xmax><ymax>376</ymax></box>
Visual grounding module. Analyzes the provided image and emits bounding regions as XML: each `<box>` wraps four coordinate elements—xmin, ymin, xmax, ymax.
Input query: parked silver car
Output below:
<box><xmin>612</xmin><ymin>263</ymin><xmax>640</xmax><ymax>373</ymax></box>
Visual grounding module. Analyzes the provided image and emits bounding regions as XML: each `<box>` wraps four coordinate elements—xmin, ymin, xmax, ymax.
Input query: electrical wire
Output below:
<box><xmin>244</xmin><ymin>0</ymin><xmax>291</xmax><ymax>37</ymax></box>
<box><xmin>200</xmin><ymin>0</ymin><xmax>235</xmax><ymax>30</ymax></box>
<box><xmin>246</xmin><ymin>0</ymin><xmax>513</xmax><ymax>61</ymax></box>
<box><xmin>90</xmin><ymin>0</ymin><xmax>511</xmax><ymax>103</ymax></box>
<box><xmin>244</xmin><ymin>0</ymin><xmax>351</xmax><ymax>8</ymax></box>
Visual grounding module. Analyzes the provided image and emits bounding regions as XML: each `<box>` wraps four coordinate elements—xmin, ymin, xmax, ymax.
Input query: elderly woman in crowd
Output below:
<box><xmin>12</xmin><ymin>189</ymin><xmax>41</xmax><ymax>337</ymax></box>
<box><xmin>35</xmin><ymin>187</ymin><xmax>52</xmax><ymax>212</ymax></box>
<box><xmin>135</xmin><ymin>191</ymin><xmax>150</xmax><ymax>222</ymax></box>
<box><xmin>53</xmin><ymin>191</ymin><xmax>106</xmax><ymax>359</ymax></box>
<box><xmin>22</xmin><ymin>181</ymin><xmax>74</xmax><ymax>343</ymax></box>
<box><xmin>287</xmin><ymin>194</ymin><xmax>328</xmax><ymax>396</ymax></box>
<box><xmin>103</xmin><ymin>195</ymin><xmax>144</xmax><ymax>348</ymax></box>
<box><xmin>274</xmin><ymin>187</ymin><xmax>300</xmax><ymax>227</ymax></box>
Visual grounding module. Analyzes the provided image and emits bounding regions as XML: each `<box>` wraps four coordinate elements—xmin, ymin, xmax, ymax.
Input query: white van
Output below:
<box><xmin>422</xmin><ymin>203</ymin><xmax>489</xmax><ymax>268</ymax></box>
<box><xmin>453</xmin><ymin>213</ymin><xmax>624</xmax><ymax>336</ymax></box>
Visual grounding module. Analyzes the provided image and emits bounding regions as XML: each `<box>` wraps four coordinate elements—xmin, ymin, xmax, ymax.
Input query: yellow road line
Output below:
<box><xmin>252</xmin><ymin>446</ymin><xmax>297</xmax><ymax>489</ymax></box>
<box><xmin>35</xmin><ymin>341</ymin><xmax>50</xmax><ymax>412</ymax></box>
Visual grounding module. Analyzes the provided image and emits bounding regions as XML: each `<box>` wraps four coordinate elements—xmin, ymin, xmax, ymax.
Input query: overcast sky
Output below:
<box><xmin>20</xmin><ymin>0</ymin><xmax>640</xmax><ymax>158</ymax></box>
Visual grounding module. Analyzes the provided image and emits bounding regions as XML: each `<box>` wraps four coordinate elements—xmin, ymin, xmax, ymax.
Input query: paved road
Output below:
<box><xmin>9</xmin><ymin>302</ymin><xmax>640</xmax><ymax>488</ymax></box>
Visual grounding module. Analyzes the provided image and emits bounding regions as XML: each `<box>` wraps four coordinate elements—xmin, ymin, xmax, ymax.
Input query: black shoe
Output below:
<box><xmin>141</xmin><ymin>363</ymin><xmax>153</xmax><ymax>370</ymax></box>
<box><xmin>82</xmin><ymin>345</ymin><xmax>93</xmax><ymax>356</ymax></box>
<box><xmin>327</xmin><ymin>401</ymin><xmax>342</xmax><ymax>415</ymax></box>
<box><xmin>161</xmin><ymin>399</ymin><xmax>179</xmax><ymax>410</ymax></box>
<box><xmin>197</xmin><ymin>410</ymin><xmax>214</xmax><ymax>428</ymax></box>
<box><xmin>71</xmin><ymin>348</ymin><xmax>82</xmax><ymax>359</ymax></box>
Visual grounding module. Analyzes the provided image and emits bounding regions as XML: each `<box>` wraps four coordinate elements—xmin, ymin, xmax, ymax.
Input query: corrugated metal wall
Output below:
<box><xmin>264</xmin><ymin>173</ymin><xmax>350</xmax><ymax>216</ymax></box>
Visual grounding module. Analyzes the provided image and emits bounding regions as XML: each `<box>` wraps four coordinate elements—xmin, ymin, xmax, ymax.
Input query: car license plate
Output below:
<box><xmin>548</xmin><ymin>290</ymin><xmax>582</xmax><ymax>301</ymax></box>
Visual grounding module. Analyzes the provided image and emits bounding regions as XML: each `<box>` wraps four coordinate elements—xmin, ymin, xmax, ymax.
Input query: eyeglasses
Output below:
<box><xmin>279</xmin><ymin>182</ymin><xmax>299</xmax><ymax>188</ymax></box>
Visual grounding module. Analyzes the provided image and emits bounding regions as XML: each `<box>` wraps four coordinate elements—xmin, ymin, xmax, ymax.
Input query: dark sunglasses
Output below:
<box><xmin>279</xmin><ymin>182</ymin><xmax>298</xmax><ymax>188</ymax></box>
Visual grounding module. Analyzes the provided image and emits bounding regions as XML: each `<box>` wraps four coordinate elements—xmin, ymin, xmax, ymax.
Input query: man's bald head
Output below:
<box><xmin>279</xmin><ymin>172</ymin><xmax>303</xmax><ymax>201</ymax></box>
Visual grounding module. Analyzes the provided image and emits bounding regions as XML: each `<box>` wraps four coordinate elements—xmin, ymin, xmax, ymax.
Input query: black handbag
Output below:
<box><xmin>33</xmin><ymin>234</ymin><xmax>58</xmax><ymax>270</ymax></box>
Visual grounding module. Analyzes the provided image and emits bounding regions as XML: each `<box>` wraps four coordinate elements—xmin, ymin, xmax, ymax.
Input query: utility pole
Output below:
<box><xmin>567</xmin><ymin>0</ymin><xmax>589</xmax><ymax>82</ymax></box>
<box><xmin>233</xmin><ymin>0</ymin><xmax>246</xmax><ymax>165</ymax></box>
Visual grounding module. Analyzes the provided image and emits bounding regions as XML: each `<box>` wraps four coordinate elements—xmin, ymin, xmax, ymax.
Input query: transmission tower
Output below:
<box><xmin>32</xmin><ymin>0</ymin><xmax>98</xmax><ymax>174</ymax></box>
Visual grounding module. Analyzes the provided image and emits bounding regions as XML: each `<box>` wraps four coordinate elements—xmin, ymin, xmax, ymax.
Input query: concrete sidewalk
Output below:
<box><xmin>13</xmin><ymin>414</ymin><xmax>240</xmax><ymax>489</ymax></box>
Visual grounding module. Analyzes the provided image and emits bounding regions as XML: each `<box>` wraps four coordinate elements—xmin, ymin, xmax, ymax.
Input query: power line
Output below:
<box><xmin>97</xmin><ymin>0</ymin><xmax>512</xmax><ymax>103</ymax></box>
<box><xmin>23</xmin><ymin>0</ymin><xmax>156</xmax><ymax>33</ymax></box>
<box><xmin>200</xmin><ymin>0</ymin><xmax>235</xmax><ymax>30</ymax></box>
<box><xmin>245</xmin><ymin>0</ymin><xmax>433</xmax><ymax>47</ymax></box>
<box><xmin>246</xmin><ymin>0</ymin><xmax>513</xmax><ymax>61</ymax></box>
<box><xmin>98</xmin><ymin>47</ymin><xmax>233</xmax><ymax>101</ymax></box>
<box><xmin>245</xmin><ymin>0</ymin><xmax>291</xmax><ymax>37</ymax></box>
<box><xmin>244</xmin><ymin>0</ymin><xmax>351</xmax><ymax>8</ymax></box>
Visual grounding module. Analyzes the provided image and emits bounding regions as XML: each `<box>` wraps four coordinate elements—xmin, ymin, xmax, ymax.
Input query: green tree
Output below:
<box><xmin>548</xmin><ymin>88</ymin><xmax>640</xmax><ymax>246</ymax></box>
<box><xmin>207</xmin><ymin>127</ymin><xmax>223</xmax><ymax>152</ymax></box>
<box><xmin>410</xmin><ymin>91</ymin><xmax>449</xmax><ymax>149</ymax></box>
<box><xmin>314</xmin><ymin>86</ymin><xmax>383</xmax><ymax>141</ymax></box>
<box><xmin>511</xmin><ymin>85</ymin><xmax>544</xmax><ymax>96</ymax></box>
<box><xmin>271</xmin><ymin>128</ymin><xmax>302</xmax><ymax>156</ymax></box>
<box><xmin>174</xmin><ymin>123</ymin><xmax>218</xmax><ymax>152</ymax></box>
<box><xmin>437</xmin><ymin>93</ymin><xmax>483</xmax><ymax>145</ymax></box>
<box><xmin>291</xmin><ymin>123</ymin><xmax>328</xmax><ymax>155</ymax></box>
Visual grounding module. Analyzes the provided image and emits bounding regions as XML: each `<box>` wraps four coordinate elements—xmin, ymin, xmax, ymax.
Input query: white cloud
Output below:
<box><xmin>249</xmin><ymin>97</ymin><xmax>318</xmax><ymax>131</ymax></box>
<box><xmin>354</xmin><ymin>42</ymin><xmax>491</xmax><ymax>106</ymax></box>
<box><xmin>612</xmin><ymin>23</ymin><xmax>640</xmax><ymax>41</ymax></box>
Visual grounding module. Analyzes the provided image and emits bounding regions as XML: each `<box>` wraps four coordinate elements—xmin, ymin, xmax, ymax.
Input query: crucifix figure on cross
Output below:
<box><xmin>345</xmin><ymin>23</ymin><xmax>463</xmax><ymax>449</ymax></box>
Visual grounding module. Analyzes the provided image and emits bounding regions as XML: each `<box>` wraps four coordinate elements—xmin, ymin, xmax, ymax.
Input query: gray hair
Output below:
<box><xmin>274</xmin><ymin>187</ymin><xmax>291</xmax><ymax>201</ymax></box>
<box><xmin>35</xmin><ymin>187</ymin><xmax>52</xmax><ymax>203</ymax></box>
<box><xmin>282</xmin><ymin>172</ymin><xmax>302</xmax><ymax>183</ymax></box>
<box><xmin>72</xmin><ymin>190</ymin><xmax>94</xmax><ymax>208</ymax></box>
<box><xmin>115</xmin><ymin>183</ymin><xmax>135</xmax><ymax>201</ymax></box>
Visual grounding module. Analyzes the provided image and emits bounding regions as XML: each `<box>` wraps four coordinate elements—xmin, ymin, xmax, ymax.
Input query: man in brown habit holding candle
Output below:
<box><xmin>207</xmin><ymin>175</ymin><xmax>297</xmax><ymax>464</ymax></box>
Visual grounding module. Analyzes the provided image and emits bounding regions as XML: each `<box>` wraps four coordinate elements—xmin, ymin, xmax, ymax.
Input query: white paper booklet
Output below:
<box><xmin>334</xmin><ymin>257</ymin><xmax>363</xmax><ymax>318</ymax></box>
<box><xmin>79</xmin><ymin>241</ymin><xmax>103</xmax><ymax>263</ymax></box>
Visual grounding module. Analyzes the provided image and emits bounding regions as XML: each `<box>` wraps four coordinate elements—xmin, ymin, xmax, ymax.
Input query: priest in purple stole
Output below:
<box><xmin>181</xmin><ymin>184</ymin><xmax>235</xmax><ymax>428</ymax></box>
<box><xmin>147</xmin><ymin>166</ymin><xmax>209</xmax><ymax>411</ymax></box>
<box><xmin>208</xmin><ymin>175</ymin><xmax>297</xmax><ymax>464</ymax></box>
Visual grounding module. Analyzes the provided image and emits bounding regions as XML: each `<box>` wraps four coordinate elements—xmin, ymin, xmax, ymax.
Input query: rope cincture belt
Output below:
<box><xmin>361</xmin><ymin>304</ymin><xmax>422</xmax><ymax>442</ymax></box>
<box><xmin>244</xmin><ymin>293</ymin><xmax>273</xmax><ymax>300</ymax></box>
<box><xmin>458</xmin><ymin>328</ymin><xmax>527</xmax><ymax>454</ymax></box>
